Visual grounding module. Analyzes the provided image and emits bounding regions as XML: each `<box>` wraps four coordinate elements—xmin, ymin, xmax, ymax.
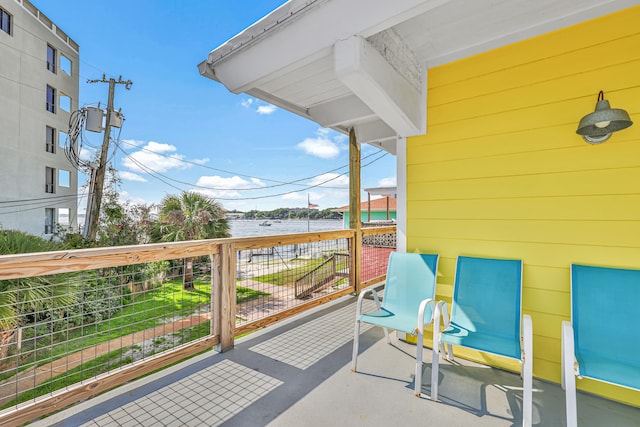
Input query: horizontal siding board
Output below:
<box><xmin>408</xmin><ymin>219</ymin><xmax>640</xmax><ymax>248</ymax></box>
<box><xmin>427</xmin><ymin>60</ymin><xmax>640</xmax><ymax>126</ymax></box>
<box><xmin>429</xmin><ymin>6</ymin><xmax>640</xmax><ymax>87</ymax></box>
<box><xmin>420</xmin><ymin>89</ymin><xmax>640</xmax><ymax>144</ymax></box>
<box><xmin>406</xmin><ymin>238</ymin><xmax>640</xmax><ymax>271</ymax></box>
<box><xmin>523</xmin><ymin>288</ymin><xmax>570</xmax><ymax>317</ymax></box>
<box><xmin>407</xmin><ymin>125</ymin><xmax>639</xmax><ymax>163</ymax></box>
<box><xmin>406</xmin><ymin>167</ymin><xmax>640</xmax><ymax>199</ymax></box>
<box><xmin>408</xmin><ymin>195</ymin><xmax>640</xmax><ymax>221</ymax></box>
<box><xmin>428</xmin><ymin>33</ymin><xmax>640</xmax><ymax>107</ymax></box>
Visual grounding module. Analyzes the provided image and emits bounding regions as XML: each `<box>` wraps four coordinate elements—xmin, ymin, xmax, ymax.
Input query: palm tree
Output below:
<box><xmin>154</xmin><ymin>192</ymin><xmax>230</xmax><ymax>289</ymax></box>
<box><xmin>0</xmin><ymin>230</ymin><xmax>77</xmax><ymax>359</ymax></box>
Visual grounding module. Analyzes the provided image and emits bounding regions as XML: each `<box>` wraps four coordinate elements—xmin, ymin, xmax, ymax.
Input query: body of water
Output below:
<box><xmin>229</xmin><ymin>219</ymin><xmax>343</xmax><ymax>238</ymax></box>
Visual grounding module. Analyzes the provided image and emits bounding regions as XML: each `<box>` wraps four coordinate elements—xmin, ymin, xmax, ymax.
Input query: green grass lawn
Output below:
<box><xmin>1</xmin><ymin>280</ymin><xmax>268</xmax><ymax>384</ymax></box>
<box><xmin>251</xmin><ymin>256</ymin><xmax>349</xmax><ymax>287</ymax></box>
<box><xmin>251</xmin><ymin>259</ymin><xmax>325</xmax><ymax>286</ymax></box>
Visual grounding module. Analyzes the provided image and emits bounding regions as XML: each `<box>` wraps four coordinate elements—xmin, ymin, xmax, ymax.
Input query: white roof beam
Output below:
<box><xmin>308</xmin><ymin>95</ymin><xmax>377</xmax><ymax>128</ymax></box>
<box><xmin>355</xmin><ymin>120</ymin><xmax>397</xmax><ymax>154</ymax></box>
<box><xmin>335</xmin><ymin>35</ymin><xmax>423</xmax><ymax>138</ymax></box>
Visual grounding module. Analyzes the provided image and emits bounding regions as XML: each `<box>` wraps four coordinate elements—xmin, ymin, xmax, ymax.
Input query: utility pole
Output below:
<box><xmin>84</xmin><ymin>75</ymin><xmax>132</xmax><ymax>241</ymax></box>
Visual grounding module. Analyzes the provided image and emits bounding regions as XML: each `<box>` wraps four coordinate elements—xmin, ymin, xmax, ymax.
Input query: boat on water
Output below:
<box><xmin>259</xmin><ymin>221</ymin><xmax>272</xmax><ymax>226</ymax></box>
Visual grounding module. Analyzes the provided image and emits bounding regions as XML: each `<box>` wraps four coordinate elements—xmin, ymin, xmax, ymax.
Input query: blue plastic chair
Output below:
<box><xmin>432</xmin><ymin>256</ymin><xmax>532</xmax><ymax>427</ymax></box>
<box><xmin>562</xmin><ymin>264</ymin><xmax>640</xmax><ymax>427</ymax></box>
<box><xmin>351</xmin><ymin>252</ymin><xmax>441</xmax><ymax>396</ymax></box>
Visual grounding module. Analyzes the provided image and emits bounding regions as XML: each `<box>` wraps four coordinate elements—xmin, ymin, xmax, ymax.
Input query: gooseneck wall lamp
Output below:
<box><xmin>576</xmin><ymin>90</ymin><xmax>633</xmax><ymax>144</ymax></box>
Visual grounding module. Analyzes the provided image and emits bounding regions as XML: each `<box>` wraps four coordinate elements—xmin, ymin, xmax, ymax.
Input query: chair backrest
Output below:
<box><xmin>451</xmin><ymin>256</ymin><xmax>523</xmax><ymax>359</ymax></box>
<box><xmin>382</xmin><ymin>252</ymin><xmax>439</xmax><ymax>317</ymax></box>
<box><xmin>571</xmin><ymin>264</ymin><xmax>640</xmax><ymax>386</ymax></box>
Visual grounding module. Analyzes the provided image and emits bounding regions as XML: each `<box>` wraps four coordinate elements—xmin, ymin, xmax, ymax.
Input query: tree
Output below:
<box><xmin>153</xmin><ymin>192</ymin><xmax>230</xmax><ymax>289</ymax></box>
<box><xmin>0</xmin><ymin>230</ymin><xmax>76</xmax><ymax>358</ymax></box>
<box><xmin>96</xmin><ymin>167</ymin><xmax>155</xmax><ymax>247</ymax></box>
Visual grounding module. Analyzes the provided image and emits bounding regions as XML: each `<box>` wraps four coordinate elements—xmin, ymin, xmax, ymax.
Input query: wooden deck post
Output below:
<box><xmin>349</xmin><ymin>128</ymin><xmax>362</xmax><ymax>294</ymax></box>
<box><xmin>219</xmin><ymin>243</ymin><xmax>236</xmax><ymax>351</ymax></box>
<box><xmin>211</xmin><ymin>252</ymin><xmax>221</xmax><ymax>342</ymax></box>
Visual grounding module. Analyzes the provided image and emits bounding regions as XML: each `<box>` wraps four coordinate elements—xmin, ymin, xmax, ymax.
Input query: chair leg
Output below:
<box><xmin>562</xmin><ymin>320</ymin><xmax>578</xmax><ymax>427</ymax></box>
<box><xmin>351</xmin><ymin>320</ymin><xmax>361</xmax><ymax>372</ymax></box>
<box><xmin>383</xmin><ymin>327</ymin><xmax>391</xmax><ymax>344</ymax></box>
<box><xmin>414</xmin><ymin>328</ymin><xmax>424</xmax><ymax>396</ymax></box>
<box><xmin>431</xmin><ymin>302</ymin><xmax>443</xmax><ymax>401</ymax></box>
<box><xmin>522</xmin><ymin>314</ymin><xmax>533</xmax><ymax>427</ymax></box>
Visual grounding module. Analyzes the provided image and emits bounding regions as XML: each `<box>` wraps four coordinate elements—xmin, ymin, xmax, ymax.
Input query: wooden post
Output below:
<box><xmin>386</xmin><ymin>196</ymin><xmax>390</xmax><ymax>220</ymax></box>
<box><xmin>211</xmin><ymin>253</ymin><xmax>221</xmax><ymax>342</ymax></box>
<box><xmin>219</xmin><ymin>243</ymin><xmax>236</xmax><ymax>351</ymax></box>
<box><xmin>349</xmin><ymin>128</ymin><xmax>362</xmax><ymax>294</ymax></box>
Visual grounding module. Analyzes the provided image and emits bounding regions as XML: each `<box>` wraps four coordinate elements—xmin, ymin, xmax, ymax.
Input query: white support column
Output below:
<box><xmin>396</xmin><ymin>136</ymin><xmax>407</xmax><ymax>252</ymax></box>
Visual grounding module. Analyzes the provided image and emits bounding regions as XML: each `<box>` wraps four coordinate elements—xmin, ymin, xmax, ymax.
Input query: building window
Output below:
<box><xmin>58</xmin><ymin>130</ymin><xmax>68</xmax><ymax>149</ymax></box>
<box><xmin>46</xmin><ymin>126</ymin><xmax>56</xmax><ymax>153</ymax></box>
<box><xmin>46</xmin><ymin>85</ymin><xmax>56</xmax><ymax>113</ymax></box>
<box><xmin>0</xmin><ymin>7</ymin><xmax>11</xmax><ymax>35</ymax></box>
<box><xmin>60</xmin><ymin>93</ymin><xmax>71</xmax><ymax>112</ymax></box>
<box><xmin>45</xmin><ymin>208</ymin><xmax>55</xmax><ymax>234</ymax></box>
<box><xmin>58</xmin><ymin>169</ymin><xmax>70</xmax><ymax>187</ymax></box>
<box><xmin>60</xmin><ymin>53</ymin><xmax>71</xmax><ymax>76</ymax></box>
<box><xmin>45</xmin><ymin>167</ymin><xmax>55</xmax><ymax>193</ymax></box>
<box><xmin>47</xmin><ymin>44</ymin><xmax>56</xmax><ymax>73</ymax></box>
<box><xmin>58</xmin><ymin>208</ymin><xmax>70</xmax><ymax>227</ymax></box>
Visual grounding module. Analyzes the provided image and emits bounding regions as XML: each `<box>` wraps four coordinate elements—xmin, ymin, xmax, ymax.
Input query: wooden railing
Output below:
<box><xmin>0</xmin><ymin>226</ymin><xmax>394</xmax><ymax>426</ymax></box>
<box><xmin>294</xmin><ymin>252</ymin><xmax>350</xmax><ymax>299</ymax></box>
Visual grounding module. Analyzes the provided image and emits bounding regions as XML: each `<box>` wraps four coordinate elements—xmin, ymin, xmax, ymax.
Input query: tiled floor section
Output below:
<box><xmin>79</xmin><ymin>360</ymin><xmax>282</xmax><ymax>427</ymax></box>
<box><xmin>248</xmin><ymin>301</ymin><xmax>374</xmax><ymax>369</ymax></box>
<box><xmin>29</xmin><ymin>293</ymin><xmax>640</xmax><ymax>427</ymax></box>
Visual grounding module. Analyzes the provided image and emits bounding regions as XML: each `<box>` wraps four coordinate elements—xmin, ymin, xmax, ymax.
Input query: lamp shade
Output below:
<box><xmin>576</xmin><ymin>91</ymin><xmax>633</xmax><ymax>142</ymax></box>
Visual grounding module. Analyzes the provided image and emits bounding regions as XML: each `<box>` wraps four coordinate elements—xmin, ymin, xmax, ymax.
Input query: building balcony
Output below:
<box><xmin>0</xmin><ymin>227</ymin><xmax>637</xmax><ymax>426</ymax></box>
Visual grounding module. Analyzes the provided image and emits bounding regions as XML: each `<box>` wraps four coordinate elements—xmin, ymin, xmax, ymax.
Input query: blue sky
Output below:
<box><xmin>31</xmin><ymin>0</ymin><xmax>396</xmax><ymax>212</ymax></box>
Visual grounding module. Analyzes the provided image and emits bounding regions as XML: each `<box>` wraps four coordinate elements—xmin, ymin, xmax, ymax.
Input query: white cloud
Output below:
<box><xmin>121</xmin><ymin>141</ymin><xmax>208</xmax><ymax>173</ymax></box>
<box><xmin>378</xmin><ymin>176</ymin><xmax>397</xmax><ymax>187</ymax></box>
<box><xmin>118</xmin><ymin>171</ymin><xmax>147</xmax><ymax>182</ymax></box>
<box><xmin>79</xmin><ymin>146</ymin><xmax>95</xmax><ymax>162</ymax></box>
<box><xmin>241</xmin><ymin>98</ymin><xmax>254</xmax><ymax>108</ymax></box>
<box><xmin>256</xmin><ymin>104</ymin><xmax>277</xmax><ymax>115</ymax></box>
<box><xmin>297</xmin><ymin>129</ymin><xmax>346</xmax><ymax>159</ymax></box>
<box><xmin>194</xmin><ymin>175</ymin><xmax>266</xmax><ymax>200</ymax></box>
<box><xmin>118</xmin><ymin>191</ymin><xmax>153</xmax><ymax>206</ymax></box>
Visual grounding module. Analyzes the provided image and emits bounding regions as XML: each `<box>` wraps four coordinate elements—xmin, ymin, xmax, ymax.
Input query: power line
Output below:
<box><xmin>0</xmin><ymin>193</ymin><xmax>87</xmax><ymax>207</ymax></box>
<box><xmin>112</xmin><ymin>144</ymin><xmax>388</xmax><ymax>201</ymax></box>
<box><xmin>117</xmin><ymin>138</ymin><xmax>385</xmax><ymax>190</ymax></box>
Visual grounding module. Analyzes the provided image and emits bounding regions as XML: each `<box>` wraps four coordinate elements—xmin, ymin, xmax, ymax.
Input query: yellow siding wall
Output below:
<box><xmin>407</xmin><ymin>6</ymin><xmax>640</xmax><ymax>406</ymax></box>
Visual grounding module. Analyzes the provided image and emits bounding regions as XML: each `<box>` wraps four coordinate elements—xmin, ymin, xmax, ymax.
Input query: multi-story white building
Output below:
<box><xmin>0</xmin><ymin>0</ymin><xmax>79</xmax><ymax>237</ymax></box>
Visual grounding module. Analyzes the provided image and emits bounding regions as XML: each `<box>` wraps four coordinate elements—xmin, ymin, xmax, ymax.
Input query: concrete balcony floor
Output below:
<box><xmin>33</xmin><ymin>295</ymin><xmax>639</xmax><ymax>427</ymax></box>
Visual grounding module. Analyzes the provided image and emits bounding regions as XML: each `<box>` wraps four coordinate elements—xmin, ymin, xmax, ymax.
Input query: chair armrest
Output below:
<box><xmin>416</xmin><ymin>298</ymin><xmax>436</xmax><ymax>334</ymax></box>
<box><xmin>562</xmin><ymin>320</ymin><xmax>578</xmax><ymax>427</ymax></box>
<box><xmin>355</xmin><ymin>287</ymin><xmax>382</xmax><ymax>318</ymax></box>
<box><xmin>434</xmin><ymin>301</ymin><xmax>453</xmax><ymax>360</ymax></box>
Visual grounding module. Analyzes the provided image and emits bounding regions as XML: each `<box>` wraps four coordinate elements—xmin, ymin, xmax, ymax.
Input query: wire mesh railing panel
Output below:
<box><xmin>361</xmin><ymin>228</ymin><xmax>396</xmax><ymax>283</ymax></box>
<box><xmin>235</xmin><ymin>238</ymin><xmax>350</xmax><ymax>325</ymax></box>
<box><xmin>0</xmin><ymin>257</ymin><xmax>211</xmax><ymax>409</ymax></box>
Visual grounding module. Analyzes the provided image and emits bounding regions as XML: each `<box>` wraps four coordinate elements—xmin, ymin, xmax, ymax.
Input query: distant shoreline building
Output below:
<box><xmin>0</xmin><ymin>0</ymin><xmax>80</xmax><ymax>237</ymax></box>
<box><xmin>333</xmin><ymin>192</ymin><xmax>397</xmax><ymax>229</ymax></box>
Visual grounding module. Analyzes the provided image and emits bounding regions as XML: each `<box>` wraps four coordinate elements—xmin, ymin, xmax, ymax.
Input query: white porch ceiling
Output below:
<box><xmin>199</xmin><ymin>0</ymin><xmax>637</xmax><ymax>153</ymax></box>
